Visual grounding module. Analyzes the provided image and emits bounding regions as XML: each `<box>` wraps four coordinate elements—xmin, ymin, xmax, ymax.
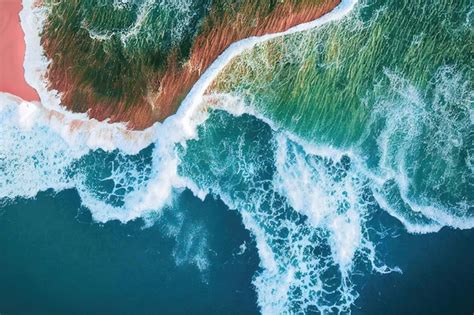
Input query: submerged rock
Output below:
<box><xmin>36</xmin><ymin>0</ymin><xmax>340</xmax><ymax>129</ymax></box>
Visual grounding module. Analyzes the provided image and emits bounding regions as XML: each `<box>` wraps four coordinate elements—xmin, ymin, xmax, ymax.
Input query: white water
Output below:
<box><xmin>176</xmin><ymin>112</ymin><xmax>404</xmax><ymax>313</ymax></box>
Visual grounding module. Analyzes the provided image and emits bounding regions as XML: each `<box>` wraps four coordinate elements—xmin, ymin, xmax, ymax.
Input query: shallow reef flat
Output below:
<box><xmin>38</xmin><ymin>0</ymin><xmax>340</xmax><ymax>129</ymax></box>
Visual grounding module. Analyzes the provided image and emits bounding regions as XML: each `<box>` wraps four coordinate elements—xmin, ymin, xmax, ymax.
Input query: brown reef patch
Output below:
<box><xmin>40</xmin><ymin>0</ymin><xmax>340</xmax><ymax>129</ymax></box>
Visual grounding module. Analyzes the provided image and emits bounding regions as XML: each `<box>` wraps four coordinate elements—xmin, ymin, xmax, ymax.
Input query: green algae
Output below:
<box><xmin>213</xmin><ymin>0</ymin><xmax>472</xmax><ymax>147</ymax></box>
<box><xmin>41</xmin><ymin>0</ymin><xmax>211</xmax><ymax>108</ymax></box>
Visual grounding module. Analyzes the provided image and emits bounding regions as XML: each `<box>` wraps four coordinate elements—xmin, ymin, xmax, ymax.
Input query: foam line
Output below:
<box><xmin>173</xmin><ymin>0</ymin><xmax>358</xmax><ymax>137</ymax></box>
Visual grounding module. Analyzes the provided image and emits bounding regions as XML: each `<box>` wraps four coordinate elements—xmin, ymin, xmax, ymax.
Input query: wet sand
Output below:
<box><xmin>0</xmin><ymin>0</ymin><xmax>39</xmax><ymax>101</ymax></box>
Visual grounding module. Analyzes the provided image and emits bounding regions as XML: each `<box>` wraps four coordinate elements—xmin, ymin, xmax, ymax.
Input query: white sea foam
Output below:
<box><xmin>178</xmin><ymin>125</ymin><xmax>401</xmax><ymax>313</ymax></box>
<box><xmin>366</xmin><ymin>67</ymin><xmax>474</xmax><ymax>232</ymax></box>
<box><xmin>0</xmin><ymin>93</ymin><xmax>74</xmax><ymax>199</ymax></box>
<box><xmin>274</xmin><ymin>134</ymin><xmax>363</xmax><ymax>270</ymax></box>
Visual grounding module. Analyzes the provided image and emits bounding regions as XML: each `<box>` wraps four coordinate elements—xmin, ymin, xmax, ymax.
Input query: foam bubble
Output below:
<box><xmin>0</xmin><ymin>94</ymin><xmax>74</xmax><ymax>199</ymax></box>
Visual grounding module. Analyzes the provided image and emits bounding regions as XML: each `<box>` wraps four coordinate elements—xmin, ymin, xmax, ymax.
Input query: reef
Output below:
<box><xmin>38</xmin><ymin>0</ymin><xmax>340</xmax><ymax>129</ymax></box>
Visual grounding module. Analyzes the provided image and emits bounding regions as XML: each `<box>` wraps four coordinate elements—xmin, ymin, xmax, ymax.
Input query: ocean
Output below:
<box><xmin>0</xmin><ymin>0</ymin><xmax>473</xmax><ymax>314</ymax></box>
<box><xmin>0</xmin><ymin>188</ymin><xmax>473</xmax><ymax>314</ymax></box>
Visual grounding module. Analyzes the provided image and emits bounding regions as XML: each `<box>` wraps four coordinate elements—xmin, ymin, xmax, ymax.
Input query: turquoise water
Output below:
<box><xmin>1</xmin><ymin>0</ymin><xmax>473</xmax><ymax>313</ymax></box>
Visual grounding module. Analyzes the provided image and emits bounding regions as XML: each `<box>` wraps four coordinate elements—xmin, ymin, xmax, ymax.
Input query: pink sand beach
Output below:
<box><xmin>0</xmin><ymin>0</ymin><xmax>39</xmax><ymax>101</ymax></box>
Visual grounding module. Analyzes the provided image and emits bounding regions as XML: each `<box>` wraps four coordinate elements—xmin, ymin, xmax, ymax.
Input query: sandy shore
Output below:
<box><xmin>0</xmin><ymin>0</ymin><xmax>39</xmax><ymax>101</ymax></box>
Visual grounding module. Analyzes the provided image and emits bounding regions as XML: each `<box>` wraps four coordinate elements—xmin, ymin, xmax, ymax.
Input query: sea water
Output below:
<box><xmin>0</xmin><ymin>0</ymin><xmax>473</xmax><ymax>314</ymax></box>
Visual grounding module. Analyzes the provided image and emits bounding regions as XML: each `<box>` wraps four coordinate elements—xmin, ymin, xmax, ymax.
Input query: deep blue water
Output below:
<box><xmin>354</xmin><ymin>212</ymin><xmax>474</xmax><ymax>315</ymax></box>
<box><xmin>0</xmin><ymin>189</ymin><xmax>259</xmax><ymax>315</ymax></box>
<box><xmin>0</xmin><ymin>190</ymin><xmax>473</xmax><ymax>314</ymax></box>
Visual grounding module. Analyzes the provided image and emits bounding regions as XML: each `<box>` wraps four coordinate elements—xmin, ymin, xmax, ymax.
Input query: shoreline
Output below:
<box><xmin>0</xmin><ymin>0</ymin><xmax>39</xmax><ymax>101</ymax></box>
